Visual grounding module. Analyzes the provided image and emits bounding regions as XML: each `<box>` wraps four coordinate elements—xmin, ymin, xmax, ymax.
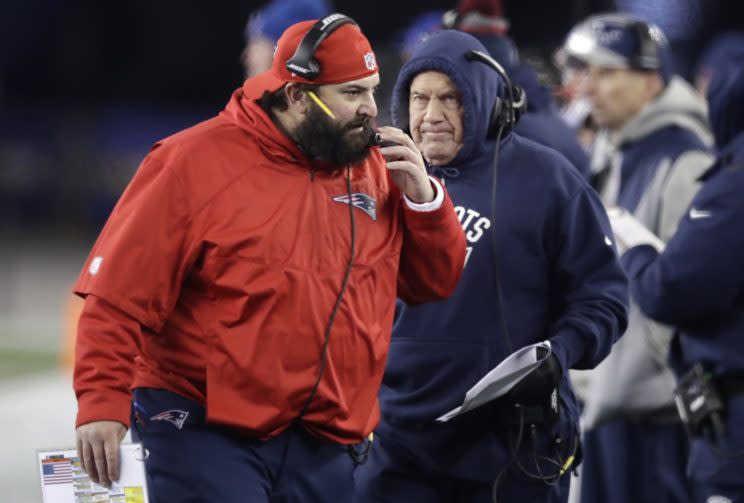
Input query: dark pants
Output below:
<box><xmin>579</xmin><ymin>419</ymin><xmax>691</xmax><ymax>503</ymax></box>
<box><xmin>131</xmin><ymin>388</ymin><xmax>357</xmax><ymax>503</ymax></box>
<box><xmin>353</xmin><ymin>431</ymin><xmax>571</xmax><ymax>503</ymax></box>
<box><xmin>688</xmin><ymin>395</ymin><xmax>744</xmax><ymax>503</ymax></box>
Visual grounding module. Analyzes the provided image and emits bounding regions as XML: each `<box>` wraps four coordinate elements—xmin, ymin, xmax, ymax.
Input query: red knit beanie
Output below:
<box><xmin>251</xmin><ymin>15</ymin><xmax>378</xmax><ymax>94</ymax></box>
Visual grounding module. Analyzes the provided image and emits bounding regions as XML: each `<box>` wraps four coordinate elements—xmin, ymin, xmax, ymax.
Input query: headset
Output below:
<box><xmin>463</xmin><ymin>48</ymin><xmax>523</xmax><ymax>357</ymax></box>
<box><xmin>285</xmin><ymin>13</ymin><xmax>357</xmax><ymax>80</ymax></box>
<box><xmin>464</xmin><ymin>50</ymin><xmax>577</xmax><ymax>502</ymax></box>
<box><xmin>465</xmin><ymin>49</ymin><xmax>526</xmax><ymax>138</ymax></box>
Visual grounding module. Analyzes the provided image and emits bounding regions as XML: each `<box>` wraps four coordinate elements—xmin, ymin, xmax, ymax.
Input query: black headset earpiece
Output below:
<box><xmin>465</xmin><ymin>49</ymin><xmax>526</xmax><ymax>138</ymax></box>
<box><xmin>285</xmin><ymin>13</ymin><xmax>357</xmax><ymax>80</ymax></box>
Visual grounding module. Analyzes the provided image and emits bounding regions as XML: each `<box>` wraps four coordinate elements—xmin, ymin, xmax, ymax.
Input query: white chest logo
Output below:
<box><xmin>88</xmin><ymin>256</ymin><xmax>104</xmax><ymax>276</ymax></box>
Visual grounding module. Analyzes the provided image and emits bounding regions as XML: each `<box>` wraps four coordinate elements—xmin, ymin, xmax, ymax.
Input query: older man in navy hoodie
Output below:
<box><xmin>620</xmin><ymin>56</ymin><xmax>744</xmax><ymax>503</ymax></box>
<box><xmin>353</xmin><ymin>30</ymin><xmax>628</xmax><ymax>503</ymax></box>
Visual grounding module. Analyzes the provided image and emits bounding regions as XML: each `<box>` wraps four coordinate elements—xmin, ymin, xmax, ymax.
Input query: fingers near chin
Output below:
<box><xmin>384</xmin><ymin>161</ymin><xmax>412</xmax><ymax>171</ymax></box>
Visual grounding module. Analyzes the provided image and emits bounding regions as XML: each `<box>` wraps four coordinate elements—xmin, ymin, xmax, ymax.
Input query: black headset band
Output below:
<box><xmin>465</xmin><ymin>49</ymin><xmax>522</xmax><ymax>128</ymax></box>
<box><xmin>285</xmin><ymin>13</ymin><xmax>357</xmax><ymax>79</ymax></box>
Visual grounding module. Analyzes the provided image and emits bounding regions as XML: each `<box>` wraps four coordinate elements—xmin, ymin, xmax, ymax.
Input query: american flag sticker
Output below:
<box><xmin>41</xmin><ymin>457</ymin><xmax>73</xmax><ymax>485</ymax></box>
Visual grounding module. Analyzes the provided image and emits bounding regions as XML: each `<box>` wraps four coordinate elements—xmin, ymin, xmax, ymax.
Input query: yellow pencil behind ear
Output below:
<box><xmin>307</xmin><ymin>91</ymin><xmax>336</xmax><ymax>119</ymax></box>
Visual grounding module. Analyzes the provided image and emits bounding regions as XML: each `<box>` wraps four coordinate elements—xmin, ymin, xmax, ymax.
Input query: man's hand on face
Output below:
<box><xmin>376</xmin><ymin>126</ymin><xmax>435</xmax><ymax>203</ymax></box>
<box><xmin>76</xmin><ymin>420</ymin><xmax>127</xmax><ymax>488</ymax></box>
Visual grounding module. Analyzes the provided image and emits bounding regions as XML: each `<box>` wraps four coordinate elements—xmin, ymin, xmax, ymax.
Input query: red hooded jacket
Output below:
<box><xmin>73</xmin><ymin>78</ymin><xmax>465</xmax><ymax>444</ymax></box>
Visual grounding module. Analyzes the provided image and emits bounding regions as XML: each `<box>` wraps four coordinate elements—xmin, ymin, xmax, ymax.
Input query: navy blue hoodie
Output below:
<box><xmin>376</xmin><ymin>30</ymin><xmax>628</xmax><ymax>479</ymax></box>
<box><xmin>623</xmin><ymin>58</ymin><xmax>744</xmax><ymax>378</ymax></box>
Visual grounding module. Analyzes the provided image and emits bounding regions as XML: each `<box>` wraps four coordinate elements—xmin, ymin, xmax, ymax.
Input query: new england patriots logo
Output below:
<box><xmin>332</xmin><ymin>193</ymin><xmax>377</xmax><ymax>221</ymax></box>
<box><xmin>150</xmin><ymin>409</ymin><xmax>189</xmax><ymax>430</ymax></box>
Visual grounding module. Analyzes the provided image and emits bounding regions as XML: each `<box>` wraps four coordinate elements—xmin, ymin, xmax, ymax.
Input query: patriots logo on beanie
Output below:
<box><xmin>364</xmin><ymin>52</ymin><xmax>377</xmax><ymax>71</ymax></box>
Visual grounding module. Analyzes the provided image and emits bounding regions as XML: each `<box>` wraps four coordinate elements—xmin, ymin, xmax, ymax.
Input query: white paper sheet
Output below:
<box><xmin>436</xmin><ymin>341</ymin><xmax>552</xmax><ymax>422</ymax></box>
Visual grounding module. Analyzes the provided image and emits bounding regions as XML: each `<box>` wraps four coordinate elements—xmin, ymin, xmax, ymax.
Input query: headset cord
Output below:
<box><xmin>516</xmin><ymin>424</ymin><xmax>577</xmax><ymax>485</ymax></box>
<box><xmin>492</xmin><ymin>406</ymin><xmax>579</xmax><ymax>503</ymax></box>
<box><xmin>492</xmin><ymin>405</ymin><xmax>525</xmax><ymax>503</ymax></box>
<box><xmin>275</xmin><ymin>164</ymin><xmax>356</xmax><ymax>488</ymax></box>
<box><xmin>489</xmin><ymin>124</ymin><xmax>514</xmax><ymax>354</ymax></box>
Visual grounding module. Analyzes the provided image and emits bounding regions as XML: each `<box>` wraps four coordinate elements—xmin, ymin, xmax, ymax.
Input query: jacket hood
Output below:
<box><xmin>220</xmin><ymin>76</ymin><xmax>307</xmax><ymax>166</ymax></box>
<box><xmin>617</xmin><ymin>76</ymin><xmax>713</xmax><ymax>147</ymax></box>
<box><xmin>220</xmin><ymin>75</ymin><xmax>349</xmax><ymax>174</ymax></box>
<box><xmin>707</xmin><ymin>55</ymin><xmax>744</xmax><ymax>149</ymax></box>
<box><xmin>391</xmin><ymin>30</ymin><xmax>505</xmax><ymax>167</ymax></box>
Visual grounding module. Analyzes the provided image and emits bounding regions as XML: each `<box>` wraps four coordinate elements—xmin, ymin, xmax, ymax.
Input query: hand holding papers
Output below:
<box><xmin>38</xmin><ymin>443</ymin><xmax>149</xmax><ymax>503</ymax></box>
<box><xmin>437</xmin><ymin>341</ymin><xmax>553</xmax><ymax>423</ymax></box>
<box><xmin>606</xmin><ymin>207</ymin><xmax>665</xmax><ymax>254</ymax></box>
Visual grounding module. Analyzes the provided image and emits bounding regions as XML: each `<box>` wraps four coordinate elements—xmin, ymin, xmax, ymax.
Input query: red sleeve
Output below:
<box><xmin>74</xmin><ymin>295</ymin><xmax>143</xmax><ymax>428</ymax></box>
<box><xmin>397</xmin><ymin>185</ymin><xmax>466</xmax><ymax>304</ymax></box>
<box><xmin>73</xmin><ymin>148</ymin><xmax>198</xmax><ymax>331</ymax></box>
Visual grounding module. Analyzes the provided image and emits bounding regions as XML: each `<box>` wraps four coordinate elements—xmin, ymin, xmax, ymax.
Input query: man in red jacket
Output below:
<box><xmin>73</xmin><ymin>14</ymin><xmax>465</xmax><ymax>502</ymax></box>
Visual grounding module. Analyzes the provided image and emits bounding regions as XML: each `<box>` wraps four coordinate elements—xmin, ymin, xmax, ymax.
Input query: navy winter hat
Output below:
<box><xmin>564</xmin><ymin>13</ymin><xmax>669</xmax><ymax>75</ymax></box>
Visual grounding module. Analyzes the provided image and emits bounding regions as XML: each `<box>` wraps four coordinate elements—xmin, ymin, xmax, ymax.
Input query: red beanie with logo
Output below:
<box><xmin>251</xmin><ymin>15</ymin><xmax>378</xmax><ymax>93</ymax></box>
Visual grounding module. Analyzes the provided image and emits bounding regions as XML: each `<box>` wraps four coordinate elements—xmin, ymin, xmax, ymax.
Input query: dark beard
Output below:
<box><xmin>294</xmin><ymin>106</ymin><xmax>373</xmax><ymax>172</ymax></box>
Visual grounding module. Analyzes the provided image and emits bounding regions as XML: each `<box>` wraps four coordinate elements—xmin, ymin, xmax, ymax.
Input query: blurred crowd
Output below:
<box><xmin>0</xmin><ymin>0</ymin><xmax>740</xmax><ymax>237</ymax></box>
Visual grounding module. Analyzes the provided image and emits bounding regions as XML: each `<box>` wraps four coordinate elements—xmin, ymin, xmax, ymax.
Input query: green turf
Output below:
<box><xmin>0</xmin><ymin>347</ymin><xmax>59</xmax><ymax>379</ymax></box>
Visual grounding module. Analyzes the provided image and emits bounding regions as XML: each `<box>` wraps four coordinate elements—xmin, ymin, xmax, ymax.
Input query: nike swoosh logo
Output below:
<box><xmin>689</xmin><ymin>208</ymin><xmax>712</xmax><ymax>220</ymax></box>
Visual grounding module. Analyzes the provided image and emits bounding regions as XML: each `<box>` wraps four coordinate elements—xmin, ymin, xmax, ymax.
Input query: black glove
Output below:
<box><xmin>505</xmin><ymin>347</ymin><xmax>562</xmax><ymax>406</ymax></box>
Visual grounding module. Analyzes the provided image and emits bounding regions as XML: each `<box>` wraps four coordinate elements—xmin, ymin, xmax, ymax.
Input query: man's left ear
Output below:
<box><xmin>285</xmin><ymin>84</ymin><xmax>309</xmax><ymax>113</ymax></box>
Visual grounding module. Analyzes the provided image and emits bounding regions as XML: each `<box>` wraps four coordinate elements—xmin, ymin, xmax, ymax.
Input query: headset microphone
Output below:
<box><xmin>368</xmin><ymin>131</ymin><xmax>399</xmax><ymax>148</ymax></box>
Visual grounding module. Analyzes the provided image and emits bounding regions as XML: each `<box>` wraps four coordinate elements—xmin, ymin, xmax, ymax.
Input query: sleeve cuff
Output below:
<box><xmin>75</xmin><ymin>390</ymin><xmax>132</xmax><ymax>429</ymax></box>
<box><xmin>403</xmin><ymin>176</ymin><xmax>444</xmax><ymax>212</ymax></box>
<box><xmin>549</xmin><ymin>330</ymin><xmax>587</xmax><ymax>373</ymax></box>
<box><xmin>620</xmin><ymin>244</ymin><xmax>659</xmax><ymax>277</ymax></box>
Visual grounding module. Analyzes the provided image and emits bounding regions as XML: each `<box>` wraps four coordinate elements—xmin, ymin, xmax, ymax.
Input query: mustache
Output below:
<box><xmin>344</xmin><ymin>117</ymin><xmax>372</xmax><ymax>131</ymax></box>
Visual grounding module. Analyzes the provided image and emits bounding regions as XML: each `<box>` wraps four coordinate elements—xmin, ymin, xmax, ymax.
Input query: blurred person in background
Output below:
<box><xmin>353</xmin><ymin>29</ymin><xmax>628</xmax><ymax>503</ymax></box>
<box><xmin>72</xmin><ymin>14</ymin><xmax>466</xmax><ymax>502</ymax></box>
<box><xmin>241</xmin><ymin>0</ymin><xmax>333</xmax><ymax>77</ymax></box>
<box><xmin>443</xmin><ymin>0</ymin><xmax>591</xmax><ymax>178</ymax></box>
<box><xmin>553</xmin><ymin>48</ymin><xmax>597</xmax><ymax>153</ymax></box>
<box><xmin>397</xmin><ymin>10</ymin><xmax>445</xmax><ymax>63</ymax></box>
<box><xmin>562</xmin><ymin>13</ymin><xmax>714</xmax><ymax>503</ymax></box>
<box><xmin>692</xmin><ymin>31</ymin><xmax>744</xmax><ymax>97</ymax></box>
<box><xmin>619</xmin><ymin>54</ymin><xmax>744</xmax><ymax>503</ymax></box>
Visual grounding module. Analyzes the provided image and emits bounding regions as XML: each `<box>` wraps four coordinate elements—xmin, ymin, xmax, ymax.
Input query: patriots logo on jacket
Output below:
<box><xmin>332</xmin><ymin>193</ymin><xmax>377</xmax><ymax>221</ymax></box>
<box><xmin>150</xmin><ymin>409</ymin><xmax>189</xmax><ymax>430</ymax></box>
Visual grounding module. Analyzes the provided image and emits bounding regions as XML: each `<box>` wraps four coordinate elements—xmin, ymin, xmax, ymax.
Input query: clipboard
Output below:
<box><xmin>37</xmin><ymin>443</ymin><xmax>149</xmax><ymax>503</ymax></box>
<box><xmin>437</xmin><ymin>341</ymin><xmax>552</xmax><ymax>422</ymax></box>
